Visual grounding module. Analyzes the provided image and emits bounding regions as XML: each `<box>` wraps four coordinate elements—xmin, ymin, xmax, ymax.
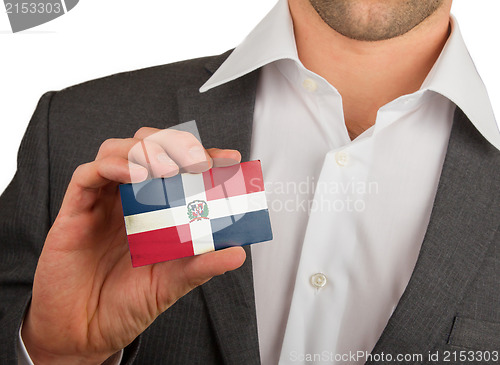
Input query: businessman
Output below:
<box><xmin>1</xmin><ymin>0</ymin><xmax>499</xmax><ymax>364</ymax></box>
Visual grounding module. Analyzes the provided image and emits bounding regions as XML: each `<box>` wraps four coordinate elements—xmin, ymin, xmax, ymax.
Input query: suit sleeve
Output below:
<box><xmin>0</xmin><ymin>92</ymin><xmax>140</xmax><ymax>364</ymax></box>
<box><xmin>0</xmin><ymin>92</ymin><xmax>54</xmax><ymax>364</ymax></box>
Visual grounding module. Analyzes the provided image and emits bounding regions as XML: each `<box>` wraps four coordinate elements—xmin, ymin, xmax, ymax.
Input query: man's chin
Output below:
<box><xmin>309</xmin><ymin>0</ymin><xmax>445</xmax><ymax>41</ymax></box>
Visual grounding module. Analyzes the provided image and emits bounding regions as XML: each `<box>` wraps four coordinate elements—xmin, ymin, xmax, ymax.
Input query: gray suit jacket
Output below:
<box><xmin>0</xmin><ymin>51</ymin><xmax>499</xmax><ymax>364</ymax></box>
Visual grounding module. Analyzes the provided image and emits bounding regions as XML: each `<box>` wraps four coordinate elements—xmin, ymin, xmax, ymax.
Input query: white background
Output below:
<box><xmin>1</xmin><ymin>0</ymin><xmax>499</xmax><ymax>194</ymax></box>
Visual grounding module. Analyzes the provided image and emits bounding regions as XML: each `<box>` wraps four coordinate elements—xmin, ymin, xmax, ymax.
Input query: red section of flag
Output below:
<box><xmin>127</xmin><ymin>224</ymin><xmax>193</xmax><ymax>267</ymax></box>
<box><xmin>203</xmin><ymin>160</ymin><xmax>265</xmax><ymax>201</ymax></box>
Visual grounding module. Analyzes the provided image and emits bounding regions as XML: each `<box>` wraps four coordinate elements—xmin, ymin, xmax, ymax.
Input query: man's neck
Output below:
<box><xmin>288</xmin><ymin>0</ymin><xmax>452</xmax><ymax>140</ymax></box>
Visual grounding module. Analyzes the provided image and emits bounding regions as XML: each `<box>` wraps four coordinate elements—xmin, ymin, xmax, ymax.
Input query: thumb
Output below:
<box><xmin>154</xmin><ymin>247</ymin><xmax>247</xmax><ymax>312</ymax></box>
<box><xmin>207</xmin><ymin>148</ymin><xmax>241</xmax><ymax>167</ymax></box>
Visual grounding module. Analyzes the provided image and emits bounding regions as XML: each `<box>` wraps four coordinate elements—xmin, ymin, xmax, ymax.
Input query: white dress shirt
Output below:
<box><xmin>18</xmin><ymin>0</ymin><xmax>499</xmax><ymax>364</ymax></box>
<box><xmin>201</xmin><ymin>0</ymin><xmax>499</xmax><ymax>364</ymax></box>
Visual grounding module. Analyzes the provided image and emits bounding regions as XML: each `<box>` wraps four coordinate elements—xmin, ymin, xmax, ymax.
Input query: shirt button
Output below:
<box><xmin>335</xmin><ymin>150</ymin><xmax>349</xmax><ymax>166</ymax></box>
<box><xmin>302</xmin><ymin>78</ymin><xmax>317</xmax><ymax>92</ymax></box>
<box><xmin>311</xmin><ymin>273</ymin><xmax>327</xmax><ymax>289</ymax></box>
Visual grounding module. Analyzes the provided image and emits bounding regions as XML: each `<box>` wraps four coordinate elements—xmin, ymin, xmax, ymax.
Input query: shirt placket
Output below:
<box><xmin>278</xmin><ymin>72</ymin><xmax>375</xmax><ymax>363</ymax></box>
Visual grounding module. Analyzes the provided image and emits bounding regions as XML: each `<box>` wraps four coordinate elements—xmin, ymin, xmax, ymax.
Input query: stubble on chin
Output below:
<box><xmin>308</xmin><ymin>0</ymin><xmax>445</xmax><ymax>41</ymax></box>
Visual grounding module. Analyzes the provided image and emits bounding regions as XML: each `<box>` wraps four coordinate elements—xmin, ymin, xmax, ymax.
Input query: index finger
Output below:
<box><xmin>135</xmin><ymin>128</ymin><xmax>210</xmax><ymax>173</ymax></box>
<box><xmin>134</xmin><ymin>128</ymin><xmax>241</xmax><ymax>173</ymax></box>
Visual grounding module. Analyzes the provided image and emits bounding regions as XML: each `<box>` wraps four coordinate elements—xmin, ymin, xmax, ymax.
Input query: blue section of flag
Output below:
<box><xmin>119</xmin><ymin>175</ymin><xmax>186</xmax><ymax>216</ymax></box>
<box><xmin>210</xmin><ymin>210</ymin><xmax>273</xmax><ymax>250</ymax></box>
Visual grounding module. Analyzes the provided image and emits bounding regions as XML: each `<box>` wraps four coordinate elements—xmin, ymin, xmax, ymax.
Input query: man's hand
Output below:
<box><xmin>21</xmin><ymin>127</ymin><xmax>246</xmax><ymax>364</ymax></box>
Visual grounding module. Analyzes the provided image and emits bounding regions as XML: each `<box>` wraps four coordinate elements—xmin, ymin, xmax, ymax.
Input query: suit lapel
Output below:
<box><xmin>176</xmin><ymin>50</ymin><xmax>257</xmax><ymax>162</ymax></box>
<box><xmin>176</xmin><ymin>55</ymin><xmax>261</xmax><ymax>363</ymax></box>
<box><xmin>368</xmin><ymin>108</ymin><xmax>500</xmax><ymax>363</ymax></box>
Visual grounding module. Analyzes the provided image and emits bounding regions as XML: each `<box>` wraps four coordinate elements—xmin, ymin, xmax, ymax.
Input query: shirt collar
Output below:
<box><xmin>421</xmin><ymin>16</ymin><xmax>499</xmax><ymax>149</ymax></box>
<box><xmin>200</xmin><ymin>0</ymin><xmax>500</xmax><ymax>150</ymax></box>
<box><xmin>199</xmin><ymin>0</ymin><xmax>297</xmax><ymax>92</ymax></box>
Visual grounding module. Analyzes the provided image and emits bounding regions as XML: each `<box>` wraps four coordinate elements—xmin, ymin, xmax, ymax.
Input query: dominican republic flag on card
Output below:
<box><xmin>119</xmin><ymin>160</ymin><xmax>273</xmax><ymax>267</ymax></box>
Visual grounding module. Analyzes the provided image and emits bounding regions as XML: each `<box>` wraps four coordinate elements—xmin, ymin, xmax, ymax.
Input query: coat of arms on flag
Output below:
<box><xmin>187</xmin><ymin>200</ymin><xmax>209</xmax><ymax>222</ymax></box>
<box><xmin>119</xmin><ymin>160</ymin><xmax>273</xmax><ymax>267</ymax></box>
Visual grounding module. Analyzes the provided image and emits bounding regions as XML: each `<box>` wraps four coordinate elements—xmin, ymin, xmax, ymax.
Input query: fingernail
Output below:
<box><xmin>212</xmin><ymin>157</ymin><xmax>239</xmax><ymax>167</ymax></box>
<box><xmin>188</xmin><ymin>146</ymin><xmax>207</xmax><ymax>162</ymax></box>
